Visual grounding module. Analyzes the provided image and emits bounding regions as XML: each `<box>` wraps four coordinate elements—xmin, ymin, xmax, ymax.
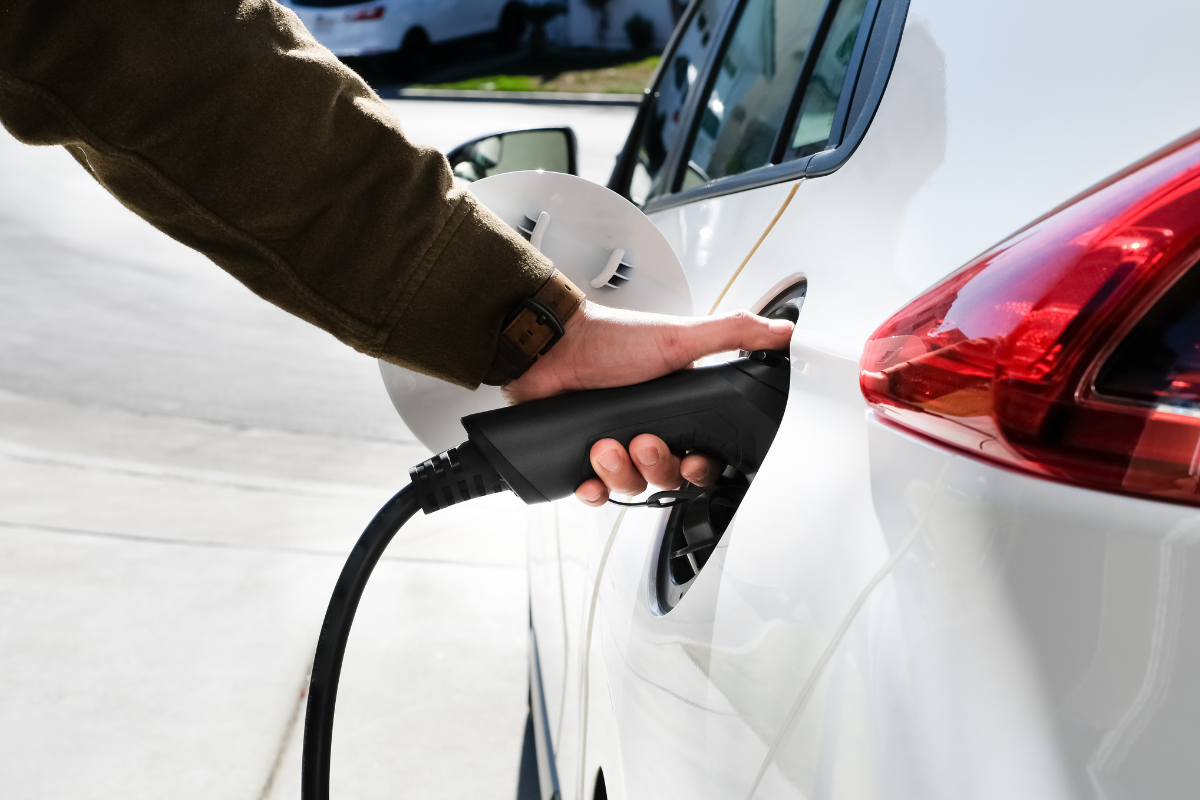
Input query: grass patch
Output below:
<box><xmin>416</xmin><ymin>54</ymin><xmax>658</xmax><ymax>94</ymax></box>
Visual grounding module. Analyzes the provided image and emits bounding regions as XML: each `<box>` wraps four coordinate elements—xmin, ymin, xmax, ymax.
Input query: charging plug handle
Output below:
<box><xmin>463</xmin><ymin>352</ymin><xmax>790</xmax><ymax>504</ymax></box>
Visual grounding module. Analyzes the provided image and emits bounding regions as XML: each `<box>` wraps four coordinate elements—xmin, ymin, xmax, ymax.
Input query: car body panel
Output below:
<box><xmin>576</xmin><ymin>331</ymin><xmax>876</xmax><ymax>800</ymax></box>
<box><xmin>534</xmin><ymin>500</ymin><xmax>627</xmax><ymax>799</ymax></box>
<box><xmin>528</xmin><ymin>1</ymin><xmax>1200</xmax><ymax>798</ymax></box>
<box><xmin>750</xmin><ymin>417</ymin><xmax>1200</xmax><ymax>799</ymax></box>
<box><xmin>647</xmin><ymin>179</ymin><xmax>799</xmax><ymax>314</ymax></box>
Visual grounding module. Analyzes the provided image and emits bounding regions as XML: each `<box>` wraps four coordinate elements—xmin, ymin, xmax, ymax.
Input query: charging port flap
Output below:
<box><xmin>380</xmin><ymin>171</ymin><xmax>693</xmax><ymax>453</ymax></box>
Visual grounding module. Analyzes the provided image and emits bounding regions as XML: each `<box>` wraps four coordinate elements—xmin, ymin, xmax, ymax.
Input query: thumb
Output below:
<box><xmin>678</xmin><ymin>311</ymin><xmax>793</xmax><ymax>362</ymax></box>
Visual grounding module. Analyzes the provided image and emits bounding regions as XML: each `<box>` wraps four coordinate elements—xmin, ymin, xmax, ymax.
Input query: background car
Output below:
<box><xmin>281</xmin><ymin>0</ymin><xmax>527</xmax><ymax>70</ymax></box>
<box><xmin>398</xmin><ymin>0</ymin><xmax>1200</xmax><ymax>797</ymax></box>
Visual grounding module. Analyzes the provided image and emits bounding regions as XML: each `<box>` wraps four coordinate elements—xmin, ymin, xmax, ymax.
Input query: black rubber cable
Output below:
<box><xmin>300</xmin><ymin>484</ymin><xmax>421</xmax><ymax>800</ymax></box>
<box><xmin>300</xmin><ymin>442</ymin><xmax>505</xmax><ymax>800</ymax></box>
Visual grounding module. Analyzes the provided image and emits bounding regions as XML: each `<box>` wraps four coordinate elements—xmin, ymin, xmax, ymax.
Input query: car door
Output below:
<box><xmin>526</xmin><ymin>0</ymin><xmax>738</xmax><ymax>786</ymax></box>
<box><xmin>612</xmin><ymin>0</ymin><xmax>821</xmax><ymax>313</ymax></box>
<box><xmin>546</xmin><ymin>2</ymin><xmax>910</xmax><ymax>799</ymax></box>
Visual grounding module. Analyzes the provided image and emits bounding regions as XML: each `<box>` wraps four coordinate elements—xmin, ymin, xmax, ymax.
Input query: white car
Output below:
<box><xmin>282</xmin><ymin>0</ymin><xmax>525</xmax><ymax>64</ymax></box>
<box><xmin>400</xmin><ymin>0</ymin><xmax>1200</xmax><ymax>797</ymax></box>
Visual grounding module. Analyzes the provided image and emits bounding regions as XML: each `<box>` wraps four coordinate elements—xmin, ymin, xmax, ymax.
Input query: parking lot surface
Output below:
<box><xmin>0</xmin><ymin>97</ymin><xmax>636</xmax><ymax>799</ymax></box>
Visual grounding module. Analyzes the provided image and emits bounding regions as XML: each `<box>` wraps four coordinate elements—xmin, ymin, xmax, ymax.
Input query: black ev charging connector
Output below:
<box><xmin>301</xmin><ymin>350</ymin><xmax>790</xmax><ymax>800</ymax></box>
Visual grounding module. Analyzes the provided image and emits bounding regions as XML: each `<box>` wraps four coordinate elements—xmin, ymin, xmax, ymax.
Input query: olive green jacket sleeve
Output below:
<box><xmin>0</xmin><ymin>0</ymin><xmax>553</xmax><ymax>388</ymax></box>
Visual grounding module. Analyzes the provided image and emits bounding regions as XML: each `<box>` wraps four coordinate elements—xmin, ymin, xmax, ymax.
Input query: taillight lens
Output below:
<box><xmin>861</xmin><ymin>134</ymin><xmax>1200</xmax><ymax>505</ymax></box>
<box><xmin>347</xmin><ymin>6</ymin><xmax>385</xmax><ymax>21</ymax></box>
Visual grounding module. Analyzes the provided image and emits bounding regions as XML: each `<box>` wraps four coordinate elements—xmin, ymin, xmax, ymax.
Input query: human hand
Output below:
<box><xmin>503</xmin><ymin>301</ymin><xmax>793</xmax><ymax>506</ymax></box>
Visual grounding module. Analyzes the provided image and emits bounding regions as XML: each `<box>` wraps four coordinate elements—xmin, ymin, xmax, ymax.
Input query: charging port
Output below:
<box><xmin>654</xmin><ymin>281</ymin><xmax>803</xmax><ymax>612</ymax></box>
<box><xmin>656</xmin><ymin>473</ymin><xmax>747</xmax><ymax>610</ymax></box>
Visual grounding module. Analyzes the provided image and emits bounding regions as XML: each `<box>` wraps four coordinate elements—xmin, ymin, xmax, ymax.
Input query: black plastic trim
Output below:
<box><xmin>605</xmin><ymin>89</ymin><xmax>653</xmax><ymax>193</ymax></box>
<box><xmin>760</xmin><ymin>280</ymin><xmax>809</xmax><ymax>321</ymax></box>
<box><xmin>648</xmin><ymin>0</ymin><xmax>745</xmax><ymax>203</ymax></box>
<box><xmin>770</xmin><ymin>0</ymin><xmax>842</xmax><ymax>165</ymax></box>
<box><xmin>667</xmin><ymin>0</ymin><xmax>773</xmax><ymax>195</ymax></box>
<box><xmin>632</xmin><ymin>0</ymin><xmax>911</xmax><ymax>215</ymax></box>
<box><xmin>806</xmin><ymin>0</ymin><xmax>909</xmax><ymax>176</ymax></box>
<box><xmin>643</xmin><ymin>157</ymin><xmax>811</xmax><ymax>214</ymax></box>
<box><xmin>607</xmin><ymin>0</ymin><xmax>743</xmax><ymax>200</ymax></box>
<box><xmin>606</xmin><ymin>0</ymin><xmax>713</xmax><ymax>194</ymax></box>
<box><xmin>803</xmin><ymin>0</ymin><xmax>880</xmax><ymax>156</ymax></box>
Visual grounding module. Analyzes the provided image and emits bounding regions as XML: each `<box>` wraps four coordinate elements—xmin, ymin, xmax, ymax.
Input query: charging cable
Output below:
<box><xmin>300</xmin><ymin>442</ymin><xmax>505</xmax><ymax>800</ymax></box>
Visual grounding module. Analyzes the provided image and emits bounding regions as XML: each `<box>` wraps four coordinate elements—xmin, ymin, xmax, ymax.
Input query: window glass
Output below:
<box><xmin>629</xmin><ymin>0</ymin><xmax>732</xmax><ymax>206</ymax></box>
<box><xmin>680</xmin><ymin>0</ymin><xmax>827</xmax><ymax>190</ymax></box>
<box><xmin>788</xmin><ymin>0</ymin><xmax>870</xmax><ymax>156</ymax></box>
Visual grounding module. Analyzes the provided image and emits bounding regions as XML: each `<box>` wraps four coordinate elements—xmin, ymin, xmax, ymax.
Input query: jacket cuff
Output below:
<box><xmin>378</xmin><ymin>191</ymin><xmax>553</xmax><ymax>388</ymax></box>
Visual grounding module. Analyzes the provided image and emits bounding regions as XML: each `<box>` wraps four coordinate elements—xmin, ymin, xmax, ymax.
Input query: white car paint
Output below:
<box><xmin>282</xmin><ymin>0</ymin><xmax>509</xmax><ymax>57</ymax></box>
<box><xmin>534</xmin><ymin>2</ymin><xmax>1200</xmax><ymax>800</ymax></box>
<box><xmin>377</xmin><ymin>0</ymin><xmax>1200</xmax><ymax>796</ymax></box>
<box><xmin>650</xmin><ymin>179</ymin><xmax>798</xmax><ymax>314</ymax></box>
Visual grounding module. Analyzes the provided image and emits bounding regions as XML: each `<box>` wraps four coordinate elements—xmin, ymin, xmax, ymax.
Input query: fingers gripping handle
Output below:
<box><xmin>462</xmin><ymin>354</ymin><xmax>790</xmax><ymax>504</ymax></box>
<box><xmin>583</xmin><ymin>409</ymin><xmax>746</xmax><ymax>472</ymax></box>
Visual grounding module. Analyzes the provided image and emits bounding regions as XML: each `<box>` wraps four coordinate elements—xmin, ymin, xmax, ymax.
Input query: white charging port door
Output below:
<box><xmin>380</xmin><ymin>170</ymin><xmax>692</xmax><ymax>452</ymax></box>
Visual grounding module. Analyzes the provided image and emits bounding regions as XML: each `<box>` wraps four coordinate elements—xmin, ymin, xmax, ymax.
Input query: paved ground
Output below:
<box><xmin>0</xmin><ymin>97</ymin><xmax>636</xmax><ymax>799</ymax></box>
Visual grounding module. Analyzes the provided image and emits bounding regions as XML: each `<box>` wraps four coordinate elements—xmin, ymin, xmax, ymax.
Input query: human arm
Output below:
<box><xmin>0</xmin><ymin>0</ymin><xmax>549</xmax><ymax>387</ymax></box>
<box><xmin>0</xmin><ymin>0</ymin><xmax>793</xmax><ymax>497</ymax></box>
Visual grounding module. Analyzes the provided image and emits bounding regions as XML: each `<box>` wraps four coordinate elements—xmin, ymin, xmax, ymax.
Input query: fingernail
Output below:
<box><xmin>597</xmin><ymin>449</ymin><xmax>622</xmax><ymax>472</ymax></box>
<box><xmin>768</xmin><ymin>319</ymin><xmax>794</xmax><ymax>334</ymax></box>
<box><xmin>634</xmin><ymin>448</ymin><xmax>659</xmax><ymax>467</ymax></box>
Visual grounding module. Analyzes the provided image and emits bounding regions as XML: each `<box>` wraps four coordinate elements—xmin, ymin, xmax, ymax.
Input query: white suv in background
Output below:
<box><xmin>282</xmin><ymin>0</ymin><xmax>525</xmax><ymax>65</ymax></box>
<box><xmin>400</xmin><ymin>0</ymin><xmax>1200</xmax><ymax>797</ymax></box>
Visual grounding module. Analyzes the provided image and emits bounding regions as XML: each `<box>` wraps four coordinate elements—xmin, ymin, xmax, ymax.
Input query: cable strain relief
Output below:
<box><xmin>408</xmin><ymin>440</ymin><xmax>508</xmax><ymax>514</ymax></box>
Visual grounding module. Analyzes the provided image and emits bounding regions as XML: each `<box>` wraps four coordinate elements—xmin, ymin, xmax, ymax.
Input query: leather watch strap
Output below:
<box><xmin>482</xmin><ymin>269</ymin><xmax>585</xmax><ymax>386</ymax></box>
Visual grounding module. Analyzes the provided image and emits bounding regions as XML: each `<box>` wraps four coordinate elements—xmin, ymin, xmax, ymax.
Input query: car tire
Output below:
<box><xmin>374</xmin><ymin>27</ymin><xmax>431</xmax><ymax>80</ymax></box>
<box><xmin>497</xmin><ymin>2</ymin><xmax>527</xmax><ymax>53</ymax></box>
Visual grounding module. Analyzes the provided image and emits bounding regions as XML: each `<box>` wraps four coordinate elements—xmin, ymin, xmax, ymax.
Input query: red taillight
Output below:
<box><xmin>347</xmin><ymin>6</ymin><xmax>384</xmax><ymax>21</ymax></box>
<box><xmin>861</xmin><ymin>134</ymin><xmax>1200</xmax><ymax>505</ymax></box>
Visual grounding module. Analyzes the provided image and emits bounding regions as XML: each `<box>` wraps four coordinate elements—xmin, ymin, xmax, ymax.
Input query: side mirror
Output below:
<box><xmin>446</xmin><ymin>127</ymin><xmax>578</xmax><ymax>182</ymax></box>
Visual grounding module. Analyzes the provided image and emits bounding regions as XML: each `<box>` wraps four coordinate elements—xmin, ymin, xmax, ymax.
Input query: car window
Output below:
<box><xmin>679</xmin><ymin>0</ymin><xmax>828</xmax><ymax>191</ymax></box>
<box><xmin>628</xmin><ymin>0</ymin><xmax>732</xmax><ymax>206</ymax></box>
<box><xmin>787</xmin><ymin>0</ymin><xmax>870</xmax><ymax>157</ymax></box>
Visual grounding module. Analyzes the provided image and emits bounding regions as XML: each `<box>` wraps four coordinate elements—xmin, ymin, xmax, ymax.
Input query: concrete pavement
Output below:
<box><xmin>0</xmin><ymin>97</ymin><xmax>636</xmax><ymax>798</ymax></box>
<box><xmin>0</xmin><ymin>389</ymin><xmax>531</xmax><ymax>799</ymax></box>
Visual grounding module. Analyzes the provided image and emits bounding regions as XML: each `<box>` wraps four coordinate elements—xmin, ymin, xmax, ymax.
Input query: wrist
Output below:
<box><xmin>563</xmin><ymin>298</ymin><xmax>591</xmax><ymax>336</ymax></box>
<box><xmin>481</xmin><ymin>269</ymin><xmax>585</xmax><ymax>386</ymax></box>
